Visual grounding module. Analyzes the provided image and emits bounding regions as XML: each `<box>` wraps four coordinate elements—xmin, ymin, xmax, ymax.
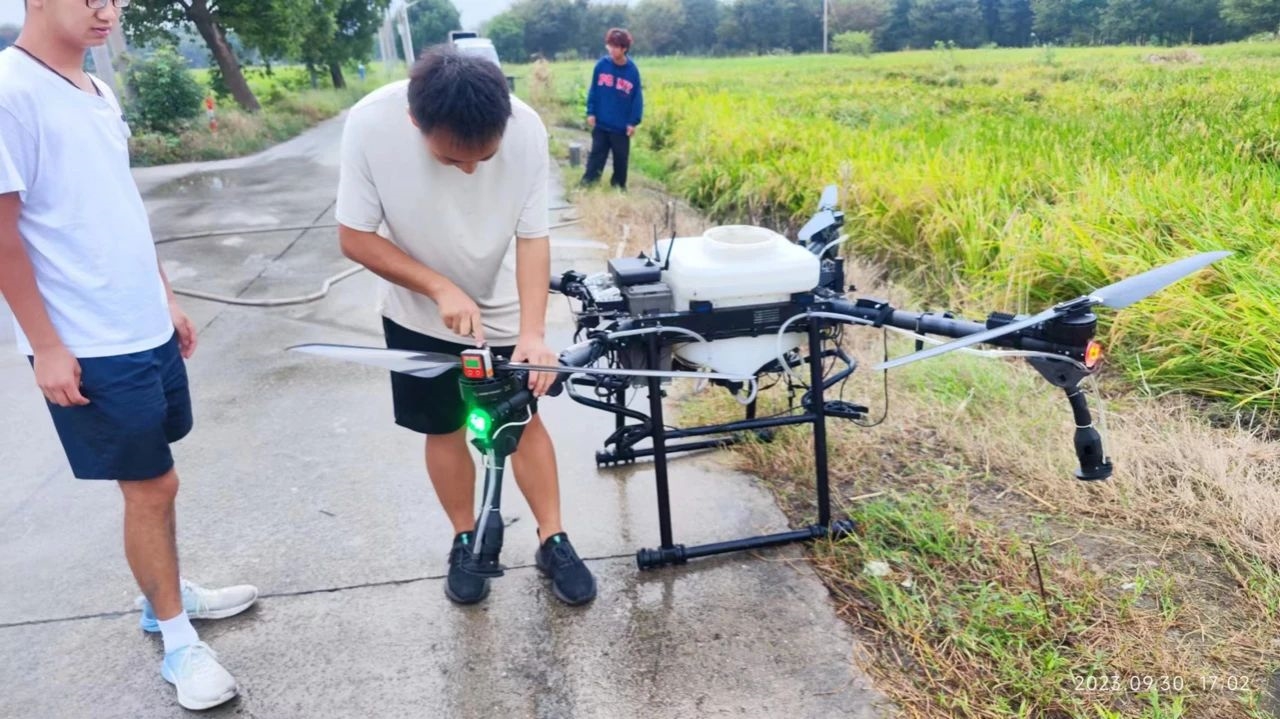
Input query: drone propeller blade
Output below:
<box><xmin>1089</xmin><ymin>250</ymin><xmax>1231</xmax><ymax>309</ymax></box>
<box><xmin>505</xmin><ymin>361</ymin><xmax>754</xmax><ymax>384</ymax></box>
<box><xmin>873</xmin><ymin>250</ymin><xmax>1230</xmax><ymax>372</ymax></box>
<box><xmin>798</xmin><ymin>210</ymin><xmax>836</xmax><ymax>242</ymax></box>
<box><xmin>819</xmin><ymin>184</ymin><xmax>838</xmax><ymax>211</ymax></box>
<box><xmin>289</xmin><ymin>343</ymin><xmax>461</xmax><ymax>378</ymax></box>
<box><xmin>874</xmin><ymin>307</ymin><xmax>1062</xmax><ymax>371</ymax></box>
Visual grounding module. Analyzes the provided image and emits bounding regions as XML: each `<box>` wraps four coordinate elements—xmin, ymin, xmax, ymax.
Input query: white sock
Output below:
<box><xmin>157</xmin><ymin>611</ymin><xmax>199</xmax><ymax>654</ymax></box>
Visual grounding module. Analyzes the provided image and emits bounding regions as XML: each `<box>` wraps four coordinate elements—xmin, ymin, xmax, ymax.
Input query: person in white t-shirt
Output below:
<box><xmin>336</xmin><ymin>45</ymin><xmax>597</xmax><ymax>607</ymax></box>
<box><xmin>0</xmin><ymin>1</ymin><xmax>256</xmax><ymax>711</ymax></box>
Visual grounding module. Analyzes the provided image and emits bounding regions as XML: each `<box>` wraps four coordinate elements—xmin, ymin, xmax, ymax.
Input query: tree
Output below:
<box><xmin>322</xmin><ymin>0</ymin><xmax>389</xmax><ymax>87</ymax></box>
<box><xmin>877</xmin><ymin>0</ymin><xmax>915</xmax><ymax>50</ymax></box>
<box><xmin>576</xmin><ymin>1</ymin><xmax>630</xmax><ymax>56</ymax></box>
<box><xmin>512</xmin><ymin>0</ymin><xmax>589</xmax><ymax>58</ymax></box>
<box><xmin>403</xmin><ymin>0</ymin><xmax>461</xmax><ymax>59</ymax></box>
<box><xmin>292</xmin><ymin>0</ymin><xmax>339</xmax><ymax>88</ymax></box>
<box><xmin>0</xmin><ymin>24</ymin><xmax>19</xmax><ymax>51</ymax></box>
<box><xmin>1031</xmin><ymin>0</ymin><xmax>1105</xmax><ymax>44</ymax></box>
<box><xmin>717</xmin><ymin>0</ymin><xmax>822</xmax><ymax>54</ymax></box>
<box><xmin>829</xmin><ymin>0</ymin><xmax>891</xmax><ymax>35</ymax></box>
<box><xmin>1222</xmin><ymin>0</ymin><xmax>1280</xmax><ymax>34</ymax></box>
<box><xmin>1108</xmin><ymin>0</ymin><xmax>1230</xmax><ymax>44</ymax></box>
<box><xmin>632</xmin><ymin>0</ymin><xmax>688</xmax><ymax>55</ymax></box>
<box><xmin>678</xmin><ymin>0</ymin><xmax>721</xmax><ymax>53</ymax></box>
<box><xmin>995</xmin><ymin>0</ymin><xmax>1035</xmax><ymax>45</ymax></box>
<box><xmin>909</xmin><ymin>0</ymin><xmax>986</xmax><ymax>47</ymax></box>
<box><xmin>484</xmin><ymin>12</ymin><xmax>526</xmax><ymax>62</ymax></box>
<box><xmin>125</xmin><ymin>0</ymin><xmax>313</xmax><ymax>112</ymax></box>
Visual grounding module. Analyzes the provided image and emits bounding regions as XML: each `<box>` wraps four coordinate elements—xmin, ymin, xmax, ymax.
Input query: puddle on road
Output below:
<box><xmin>149</xmin><ymin>158</ymin><xmax>324</xmax><ymax>199</ymax></box>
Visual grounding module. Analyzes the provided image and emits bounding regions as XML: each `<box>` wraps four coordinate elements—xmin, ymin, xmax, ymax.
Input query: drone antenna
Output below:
<box><xmin>662</xmin><ymin>226</ymin><xmax>677</xmax><ymax>271</ymax></box>
<box><xmin>652</xmin><ymin>224</ymin><xmax>661</xmax><ymax>263</ymax></box>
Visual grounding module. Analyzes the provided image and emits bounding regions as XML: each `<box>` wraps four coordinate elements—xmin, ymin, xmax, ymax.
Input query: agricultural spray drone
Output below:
<box><xmin>292</xmin><ymin>185</ymin><xmax>1228</xmax><ymax>576</ymax></box>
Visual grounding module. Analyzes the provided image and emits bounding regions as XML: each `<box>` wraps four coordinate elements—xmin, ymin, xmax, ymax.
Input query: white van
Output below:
<box><xmin>452</xmin><ymin>37</ymin><xmax>501</xmax><ymax>69</ymax></box>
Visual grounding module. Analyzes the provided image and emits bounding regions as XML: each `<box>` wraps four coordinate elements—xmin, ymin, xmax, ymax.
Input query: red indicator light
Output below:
<box><xmin>1084</xmin><ymin>341</ymin><xmax>1104</xmax><ymax>369</ymax></box>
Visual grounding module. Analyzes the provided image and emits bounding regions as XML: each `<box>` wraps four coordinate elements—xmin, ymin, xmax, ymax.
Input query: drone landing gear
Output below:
<box><xmin>457</xmin><ymin>371</ymin><xmax>536</xmax><ymax>579</ymax></box>
<box><xmin>579</xmin><ymin>322</ymin><xmax>861</xmax><ymax>570</ymax></box>
<box><xmin>465</xmin><ymin>454</ymin><xmax>509</xmax><ymax>578</ymax></box>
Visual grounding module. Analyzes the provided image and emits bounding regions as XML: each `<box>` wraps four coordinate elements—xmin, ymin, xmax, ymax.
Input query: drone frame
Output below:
<box><xmin>290</xmin><ymin>184</ymin><xmax>1229</xmax><ymax>576</ymax></box>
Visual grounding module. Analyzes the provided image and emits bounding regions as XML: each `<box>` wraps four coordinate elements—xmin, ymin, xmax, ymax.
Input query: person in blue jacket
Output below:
<box><xmin>581</xmin><ymin>28</ymin><xmax>643</xmax><ymax>190</ymax></box>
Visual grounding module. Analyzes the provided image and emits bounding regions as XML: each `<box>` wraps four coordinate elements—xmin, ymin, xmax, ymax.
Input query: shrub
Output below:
<box><xmin>125</xmin><ymin>45</ymin><xmax>205</xmax><ymax>133</ymax></box>
<box><xmin>833</xmin><ymin>31</ymin><xmax>875</xmax><ymax>57</ymax></box>
<box><xmin>126</xmin><ymin>44</ymin><xmax>206</xmax><ymax>133</ymax></box>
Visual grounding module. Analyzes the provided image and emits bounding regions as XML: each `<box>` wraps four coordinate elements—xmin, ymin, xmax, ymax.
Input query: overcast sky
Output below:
<box><xmin>1</xmin><ymin>0</ymin><xmax>22</xmax><ymax>28</ymax></box>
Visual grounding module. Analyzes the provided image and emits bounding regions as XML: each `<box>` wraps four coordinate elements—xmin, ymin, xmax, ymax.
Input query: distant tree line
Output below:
<box><xmin>466</xmin><ymin>0</ymin><xmax>1280</xmax><ymax>61</ymax></box>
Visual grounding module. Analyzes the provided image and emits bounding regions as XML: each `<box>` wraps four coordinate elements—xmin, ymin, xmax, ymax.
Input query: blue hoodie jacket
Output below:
<box><xmin>585</xmin><ymin>56</ymin><xmax>643</xmax><ymax>135</ymax></box>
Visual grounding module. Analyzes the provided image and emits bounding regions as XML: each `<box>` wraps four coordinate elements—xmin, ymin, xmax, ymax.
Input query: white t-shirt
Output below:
<box><xmin>0</xmin><ymin>48</ymin><xmax>171</xmax><ymax>358</ymax></box>
<box><xmin>335</xmin><ymin>80</ymin><xmax>550</xmax><ymax>346</ymax></box>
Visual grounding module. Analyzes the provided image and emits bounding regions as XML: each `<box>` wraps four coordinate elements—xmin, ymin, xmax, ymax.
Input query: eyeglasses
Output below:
<box><xmin>87</xmin><ymin>0</ymin><xmax>131</xmax><ymax>9</ymax></box>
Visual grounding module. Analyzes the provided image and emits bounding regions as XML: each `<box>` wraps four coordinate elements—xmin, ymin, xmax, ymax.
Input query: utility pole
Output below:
<box><xmin>398</xmin><ymin>9</ymin><xmax>413</xmax><ymax>67</ymax></box>
<box><xmin>823</xmin><ymin>0</ymin><xmax>829</xmax><ymax>54</ymax></box>
<box><xmin>397</xmin><ymin>0</ymin><xmax>421</xmax><ymax>68</ymax></box>
<box><xmin>88</xmin><ymin>24</ymin><xmax>127</xmax><ymax>97</ymax></box>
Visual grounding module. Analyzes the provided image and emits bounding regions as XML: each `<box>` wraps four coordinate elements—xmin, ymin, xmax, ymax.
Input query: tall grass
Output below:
<box><xmin>527</xmin><ymin>46</ymin><xmax>1280</xmax><ymax>412</ymax></box>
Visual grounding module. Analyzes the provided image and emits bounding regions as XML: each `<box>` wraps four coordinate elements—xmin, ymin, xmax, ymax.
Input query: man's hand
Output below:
<box><xmin>435</xmin><ymin>282</ymin><xmax>485</xmax><ymax>346</ymax></box>
<box><xmin>512</xmin><ymin>335</ymin><xmax>558</xmax><ymax>397</ymax></box>
<box><xmin>587</xmin><ymin>115</ymin><xmax>596</xmax><ymax>129</ymax></box>
<box><xmin>33</xmin><ymin>344</ymin><xmax>89</xmax><ymax>407</ymax></box>
<box><xmin>170</xmin><ymin>300</ymin><xmax>198</xmax><ymax>359</ymax></box>
<box><xmin>626</xmin><ymin>125</ymin><xmax>635</xmax><ymax>137</ymax></box>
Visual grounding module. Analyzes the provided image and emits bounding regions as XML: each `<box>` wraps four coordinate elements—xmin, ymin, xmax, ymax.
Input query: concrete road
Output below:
<box><xmin>0</xmin><ymin>112</ymin><xmax>890</xmax><ymax>718</ymax></box>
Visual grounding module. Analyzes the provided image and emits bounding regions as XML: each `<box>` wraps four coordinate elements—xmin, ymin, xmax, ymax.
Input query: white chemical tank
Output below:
<box><xmin>658</xmin><ymin>225</ymin><xmax>820</xmax><ymax>377</ymax></box>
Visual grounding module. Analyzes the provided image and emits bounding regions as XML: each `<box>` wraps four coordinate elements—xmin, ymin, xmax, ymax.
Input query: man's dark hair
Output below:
<box><xmin>408</xmin><ymin>45</ymin><xmax>511</xmax><ymax>148</ymax></box>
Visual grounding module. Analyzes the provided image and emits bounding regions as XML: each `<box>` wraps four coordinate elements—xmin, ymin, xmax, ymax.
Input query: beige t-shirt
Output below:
<box><xmin>335</xmin><ymin>80</ymin><xmax>550</xmax><ymax>345</ymax></box>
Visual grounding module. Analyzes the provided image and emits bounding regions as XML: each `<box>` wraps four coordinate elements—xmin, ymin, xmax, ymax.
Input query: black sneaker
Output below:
<box><xmin>445</xmin><ymin>531</ymin><xmax>490</xmax><ymax>605</ymax></box>
<box><xmin>535</xmin><ymin>532</ymin><xmax>597</xmax><ymax>606</ymax></box>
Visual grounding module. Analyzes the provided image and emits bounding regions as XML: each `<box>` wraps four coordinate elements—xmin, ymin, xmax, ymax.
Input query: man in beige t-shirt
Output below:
<box><xmin>335</xmin><ymin>46</ymin><xmax>596</xmax><ymax>607</ymax></box>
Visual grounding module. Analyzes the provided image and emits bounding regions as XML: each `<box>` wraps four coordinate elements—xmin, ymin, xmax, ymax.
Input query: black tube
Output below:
<box><xmin>600</xmin><ymin>437</ymin><xmax>746</xmax><ymax>461</ymax></box>
<box><xmin>490</xmin><ymin>388</ymin><xmax>534</xmax><ymax>422</ymax></box>
<box><xmin>635</xmin><ymin>519</ymin><xmax>857</xmax><ymax>569</ymax></box>
<box><xmin>808</xmin><ymin>319</ymin><xmax>832</xmax><ymax>527</ymax></box>
<box><xmin>548</xmin><ymin>339</ymin><xmax>607</xmax><ymax>397</ymax></box>
<box><xmin>661</xmin><ymin>414</ymin><xmax>813</xmax><ymax>439</ymax></box>
<box><xmin>823</xmin><ymin>298</ymin><xmax>1083</xmax><ymax>356</ymax></box>
<box><xmin>647</xmin><ymin>333</ymin><xmax>675</xmax><ymax>548</ymax></box>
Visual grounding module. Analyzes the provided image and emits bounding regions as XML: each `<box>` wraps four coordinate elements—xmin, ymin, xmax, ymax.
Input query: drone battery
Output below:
<box><xmin>608</xmin><ymin>257</ymin><xmax>662</xmax><ymax>287</ymax></box>
<box><xmin>621</xmin><ymin>282</ymin><xmax>675</xmax><ymax>317</ymax></box>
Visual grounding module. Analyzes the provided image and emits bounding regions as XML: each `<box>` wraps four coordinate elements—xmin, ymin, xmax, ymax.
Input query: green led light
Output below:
<box><xmin>467</xmin><ymin>409</ymin><xmax>492</xmax><ymax>436</ymax></box>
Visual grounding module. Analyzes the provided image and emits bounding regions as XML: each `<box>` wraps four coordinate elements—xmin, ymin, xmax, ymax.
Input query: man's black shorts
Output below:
<box><xmin>381</xmin><ymin>317</ymin><xmax>537</xmax><ymax>435</ymax></box>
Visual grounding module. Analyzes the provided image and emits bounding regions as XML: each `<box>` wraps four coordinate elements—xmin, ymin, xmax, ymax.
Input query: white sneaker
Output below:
<box><xmin>160</xmin><ymin>641</ymin><xmax>238</xmax><ymax>710</ymax></box>
<box><xmin>137</xmin><ymin>578</ymin><xmax>259</xmax><ymax>632</ymax></box>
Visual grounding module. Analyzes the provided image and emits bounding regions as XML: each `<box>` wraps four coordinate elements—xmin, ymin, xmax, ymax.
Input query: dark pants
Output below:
<box><xmin>581</xmin><ymin>126</ymin><xmax>631</xmax><ymax>189</ymax></box>
<box><xmin>32</xmin><ymin>332</ymin><xmax>192</xmax><ymax>480</ymax></box>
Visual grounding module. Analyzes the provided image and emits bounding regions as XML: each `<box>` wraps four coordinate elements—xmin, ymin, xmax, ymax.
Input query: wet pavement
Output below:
<box><xmin>0</xmin><ymin>112</ymin><xmax>890</xmax><ymax>718</ymax></box>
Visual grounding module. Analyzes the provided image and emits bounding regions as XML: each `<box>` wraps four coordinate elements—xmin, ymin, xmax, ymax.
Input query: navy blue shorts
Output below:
<box><xmin>32</xmin><ymin>332</ymin><xmax>193</xmax><ymax>481</ymax></box>
<box><xmin>382</xmin><ymin>317</ymin><xmax>535</xmax><ymax>435</ymax></box>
